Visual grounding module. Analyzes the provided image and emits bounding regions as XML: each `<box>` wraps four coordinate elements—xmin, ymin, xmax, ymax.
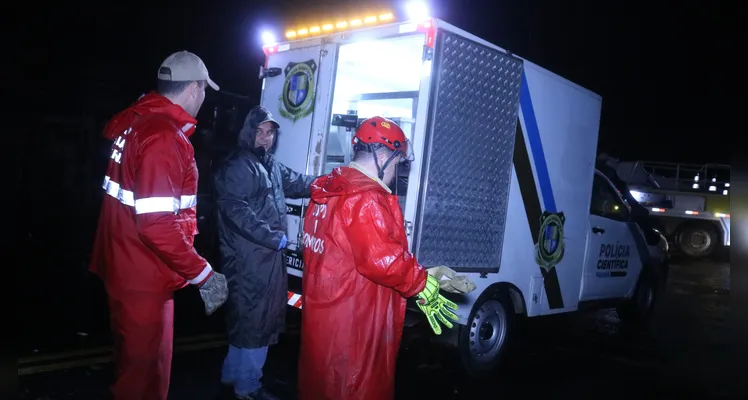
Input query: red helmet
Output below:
<box><xmin>353</xmin><ymin>116</ymin><xmax>411</xmax><ymax>159</ymax></box>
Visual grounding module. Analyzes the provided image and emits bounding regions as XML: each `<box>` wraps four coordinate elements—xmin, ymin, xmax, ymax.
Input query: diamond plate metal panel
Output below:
<box><xmin>415</xmin><ymin>30</ymin><xmax>523</xmax><ymax>272</ymax></box>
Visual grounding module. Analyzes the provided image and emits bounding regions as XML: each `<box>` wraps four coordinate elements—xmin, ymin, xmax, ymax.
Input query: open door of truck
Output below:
<box><xmin>260</xmin><ymin>42</ymin><xmax>339</xmax><ymax>278</ymax></box>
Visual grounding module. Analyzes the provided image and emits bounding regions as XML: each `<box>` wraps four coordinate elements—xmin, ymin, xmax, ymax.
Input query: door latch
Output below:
<box><xmin>258</xmin><ymin>66</ymin><xmax>282</xmax><ymax>80</ymax></box>
<box><xmin>404</xmin><ymin>220</ymin><xmax>413</xmax><ymax>236</ymax></box>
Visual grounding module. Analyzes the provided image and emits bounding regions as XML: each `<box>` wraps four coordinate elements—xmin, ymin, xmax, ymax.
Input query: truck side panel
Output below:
<box><xmin>431</xmin><ymin>60</ymin><xmax>603</xmax><ymax>319</ymax></box>
<box><xmin>413</xmin><ymin>20</ymin><xmax>603</xmax><ymax>319</ymax></box>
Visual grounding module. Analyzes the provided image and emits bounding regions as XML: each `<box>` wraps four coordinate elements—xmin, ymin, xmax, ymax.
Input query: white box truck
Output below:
<box><xmin>257</xmin><ymin>13</ymin><xmax>669</xmax><ymax>376</ymax></box>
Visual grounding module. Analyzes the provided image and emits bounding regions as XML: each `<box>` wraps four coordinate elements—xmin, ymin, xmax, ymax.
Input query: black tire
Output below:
<box><xmin>457</xmin><ymin>288</ymin><xmax>517</xmax><ymax>378</ymax></box>
<box><xmin>677</xmin><ymin>222</ymin><xmax>719</xmax><ymax>259</ymax></box>
<box><xmin>617</xmin><ymin>266</ymin><xmax>658</xmax><ymax>325</ymax></box>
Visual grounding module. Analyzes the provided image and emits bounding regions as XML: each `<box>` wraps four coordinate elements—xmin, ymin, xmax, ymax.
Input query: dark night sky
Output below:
<box><xmin>27</xmin><ymin>0</ymin><xmax>730</xmax><ymax>164</ymax></box>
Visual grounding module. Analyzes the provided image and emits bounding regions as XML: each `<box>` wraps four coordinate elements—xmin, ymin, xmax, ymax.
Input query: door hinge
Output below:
<box><xmin>422</xmin><ymin>45</ymin><xmax>434</xmax><ymax>61</ymax></box>
<box><xmin>258</xmin><ymin>66</ymin><xmax>282</xmax><ymax>80</ymax></box>
<box><xmin>405</xmin><ymin>220</ymin><xmax>413</xmax><ymax>236</ymax></box>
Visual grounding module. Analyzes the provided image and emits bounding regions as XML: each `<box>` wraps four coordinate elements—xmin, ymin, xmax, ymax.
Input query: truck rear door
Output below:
<box><xmin>260</xmin><ymin>42</ymin><xmax>339</xmax><ymax>279</ymax></box>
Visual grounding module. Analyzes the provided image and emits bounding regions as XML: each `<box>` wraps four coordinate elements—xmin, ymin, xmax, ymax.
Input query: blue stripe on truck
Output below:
<box><xmin>519</xmin><ymin>72</ymin><xmax>557</xmax><ymax>213</ymax></box>
<box><xmin>514</xmin><ymin>70</ymin><xmax>564</xmax><ymax>310</ymax></box>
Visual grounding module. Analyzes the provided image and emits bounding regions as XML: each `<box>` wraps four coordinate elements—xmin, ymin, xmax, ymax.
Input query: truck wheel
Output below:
<box><xmin>458</xmin><ymin>288</ymin><xmax>516</xmax><ymax>378</ymax></box>
<box><xmin>617</xmin><ymin>266</ymin><xmax>658</xmax><ymax>325</ymax></box>
<box><xmin>677</xmin><ymin>223</ymin><xmax>718</xmax><ymax>259</ymax></box>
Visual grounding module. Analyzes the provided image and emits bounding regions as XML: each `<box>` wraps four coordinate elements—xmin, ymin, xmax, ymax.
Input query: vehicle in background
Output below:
<box><xmin>615</xmin><ymin>160</ymin><xmax>730</xmax><ymax>259</ymax></box>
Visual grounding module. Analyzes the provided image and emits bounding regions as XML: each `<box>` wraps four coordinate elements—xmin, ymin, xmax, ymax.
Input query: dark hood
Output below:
<box><xmin>237</xmin><ymin>105</ymin><xmax>281</xmax><ymax>155</ymax></box>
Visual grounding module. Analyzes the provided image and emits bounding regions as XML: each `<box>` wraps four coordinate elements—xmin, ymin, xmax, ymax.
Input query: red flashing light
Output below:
<box><xmin>262</xmin><ymin>44</ymin><xmax>279</xmax><ymax>68</ymax></box>
<box><xmin>417</xmin><ymin>18</ymin><xmax>436</xmax><ymax>48</ymax></box>
<box><xmin>262</xmin><ymin>44</ymin><xmax>279</xmax><ymax>56</ymax></box>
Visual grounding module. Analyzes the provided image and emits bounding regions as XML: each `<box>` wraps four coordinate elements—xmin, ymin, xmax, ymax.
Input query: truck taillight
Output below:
<box><xmin>262</xmin><ymin>44</ymin><xmax>279</xmax><ymax>68</ymax></box>
<box><xmin>418</xmin><ymin>18</ymin><xmax>436</xmax><ymax>48</ymax></box>
<box><xmin>262</xmin><ymin>44</ymin><xmax>279</xmax><ymax>56</ymax></box>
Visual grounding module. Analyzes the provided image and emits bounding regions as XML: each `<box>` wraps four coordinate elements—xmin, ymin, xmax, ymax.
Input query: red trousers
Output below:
<box><xmin>108</xmin><ymin>291</ymin><xmax>174</xmax><ymax>400</ymax></box>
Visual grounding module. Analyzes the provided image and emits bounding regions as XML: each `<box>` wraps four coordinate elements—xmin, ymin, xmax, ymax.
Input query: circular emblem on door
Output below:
<box><xmin>535</xmin><ymin>211</ymin><xmax>566</xmax><ymax>272</ymax></box>
<box><xmin>278</xmin><ymin>59</ymin><xmax>317</xmax><ymax>123</ymax></box>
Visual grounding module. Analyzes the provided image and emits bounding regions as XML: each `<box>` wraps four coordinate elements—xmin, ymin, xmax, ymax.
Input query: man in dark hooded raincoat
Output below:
<box><xmin>214</xmin><ymin>105</ymin><xmax>314</xmax><ymax>399</ymax></box>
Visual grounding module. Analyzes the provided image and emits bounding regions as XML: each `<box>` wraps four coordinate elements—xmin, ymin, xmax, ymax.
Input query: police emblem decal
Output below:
<box><xmin>278</xmin><ymin>60</ymin><xmax>317</xmax><ymax>123</ymax></box>
<box><xmin>534</xmin><ymin>211</ymin><xmax>566</xmax><ymax>272</ymax></box>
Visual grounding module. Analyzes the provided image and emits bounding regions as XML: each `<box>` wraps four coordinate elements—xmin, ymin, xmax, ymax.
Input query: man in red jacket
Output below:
<box><xmin>89</xmin><ymin>50</ymin><xmax>228</xmax><ymax>400</ymax></box>
<box><xmin>298</xmin><ymin>116</ymin><xmax>459</xmax><ymax>400</ymax></box>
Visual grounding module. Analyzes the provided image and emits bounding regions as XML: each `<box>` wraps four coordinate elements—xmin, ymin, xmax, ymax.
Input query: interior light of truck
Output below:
<box><xmin>285</xmin><ymin>31</ymin><xmax>297</xmax><ymax>39</ymax></box>
<box><xmin>651</xmin><ymin>208</ymin><xmax>665</xmax><ymax>212</ymax></box>
<box><xmin>723</xmin><ymin>189</ymin><xmax>729</xmax><ymax>195</ymax></box>
<box><xmin>725</xmin><ymin>183</ymin><xmax>730</xmax><ymax>187</ymax></box>
<box><xmin>309</xmin><ymin>26</ymin><xmax>321</xmax><ymax>34</ymax></box>
<box><xmin>350</xmin><ymin>19</ymin><xmax>363</xmax><ymax>26</ymax></box>
<box><xmin>692</xmin><ymin>183</ymin><xmax>699</xmax><ymax>189</ymax></box>
<box><xmin>336</xmin><ymin>21</ymin><xmax>348</xmax><ymax>29</ymax></box>
<box><xmin>693</xmin><ymin>174</ymin><xmax>699</xmax><ymax>181</ymax></box>
<box><xmin>708</xmin><ymin>185</ymin><xmax>717</xmax><ymax>191</ymax></box>
<box><xmin>364</xmin><ymin>16</ymin><xmax>377</xmax><ymax>24</ymax></box>
<box><xmin>715</xmin><ymin>212</ymin><xmax>729</xmax><ymax>218</ymax></box>
<box><xmin>297</xmin><ymin>28</ymin><xmax>309</xmax><ymax>36</ymax></box>
<box><xmin>322</xmin><ymin>24</ymin><xmax>334</xmax><ymax>31</ymax></box>
<box><xmin>379</xmin><ymin>13</ymin><xmax>394</xmax><ymax>21</ymax></box>
<box><xmin>685</xmin><ymin>210</ymin><xmax>699</xmax><ymax>215</ymax></box>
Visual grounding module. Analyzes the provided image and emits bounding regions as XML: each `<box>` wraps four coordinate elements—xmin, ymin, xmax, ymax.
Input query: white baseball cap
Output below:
<box><xmin>157</xmin><ymin>50</ymin><xmax>219</xmax><ymax>91</ymax></box>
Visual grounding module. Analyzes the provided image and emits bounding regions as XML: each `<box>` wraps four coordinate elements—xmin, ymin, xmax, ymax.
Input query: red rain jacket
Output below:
<box><xmin>298</xmin><ymin>165</ymin><xmax>427</xmax><ymax>400</ymax></box>
<box><xmin>89</xmin><ymin>93</ymin><xmax>213</xmax><ymax>298</ymax></box>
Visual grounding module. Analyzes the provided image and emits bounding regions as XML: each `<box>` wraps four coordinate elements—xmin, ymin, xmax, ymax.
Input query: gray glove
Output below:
<box><xmin>427</xmin><ymin>266</ymin><xmax>477</xmax><ymax>294</ymax></box>
<box><xmin>198</xmin><ymin>272</ymin><xmax>228</xmax><ymax>316</ymax></box>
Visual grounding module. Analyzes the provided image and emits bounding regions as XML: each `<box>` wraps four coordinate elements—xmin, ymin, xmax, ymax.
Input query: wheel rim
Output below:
<box><xmin>636</xmin><ymin>279</ymin><xmax>654</xmax><ymax>312</ymax></box>
<box><xmin>685</xmin><ymin>230</ymin><xmax>711</xmax><ymax>252</ymax></box>
<box><xmin>468</xmin><ymin>300</ymin><xmax>507</xmax><ymax>361</ymax></box>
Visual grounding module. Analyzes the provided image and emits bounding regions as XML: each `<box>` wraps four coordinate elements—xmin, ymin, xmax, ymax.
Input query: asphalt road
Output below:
<box><xmin>17</xmin><ymin>256</ymin><xmax>737</xmax><ymax>399</ymax></box>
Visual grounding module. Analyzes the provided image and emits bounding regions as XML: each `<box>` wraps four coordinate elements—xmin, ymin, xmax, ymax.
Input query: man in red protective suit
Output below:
<box><xmin>89</xmin><ymin>50</ymin><xmax>229</xmax><ymax>400</ymax></box>
<box><xmin>298</xmin><ymin>116</ymin><xmax>459</xmax><ymax>400</ymax></box>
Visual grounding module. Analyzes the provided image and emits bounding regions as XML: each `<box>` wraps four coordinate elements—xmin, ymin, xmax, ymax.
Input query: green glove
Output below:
<box><xmin>416</xmin><ymin>275</ymin><xmax>459</xmax><ymax>335</ymax></box>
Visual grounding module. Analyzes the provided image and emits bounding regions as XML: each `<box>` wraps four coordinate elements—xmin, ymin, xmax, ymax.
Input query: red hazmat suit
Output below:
<box><xmin>298</xmin><ymin>165</ymin><xmax>428</xmax><ymax>400</ymax></box>
<box><xmin>90</xmin><ymin>92</ymin><xmax>213</xmax><ymax>400</ymax></box>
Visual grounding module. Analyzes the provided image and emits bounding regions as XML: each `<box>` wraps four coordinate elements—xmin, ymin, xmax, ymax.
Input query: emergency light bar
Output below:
<box><xmin>285</xmin><ymin>12</ymin><xmax>395</xmax><ymax>40</ymax></box>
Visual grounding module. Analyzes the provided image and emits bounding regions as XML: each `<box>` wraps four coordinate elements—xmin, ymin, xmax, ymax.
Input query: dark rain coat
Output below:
<box><xmin>214</xmin><ymin>107</ymin><xmax>314</xmax><ymax>349</ymax></box>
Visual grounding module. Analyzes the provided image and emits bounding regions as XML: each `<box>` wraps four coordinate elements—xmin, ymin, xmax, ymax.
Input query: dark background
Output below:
<box><xmin>18</xmin><ymin>0</ymin><xmax>731</xmax><ymax>352</ymax></box>
<box><xmin>24</xmin><ymin>0</ymin><xmax>732</xmax><ymax>162</ymax></box>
